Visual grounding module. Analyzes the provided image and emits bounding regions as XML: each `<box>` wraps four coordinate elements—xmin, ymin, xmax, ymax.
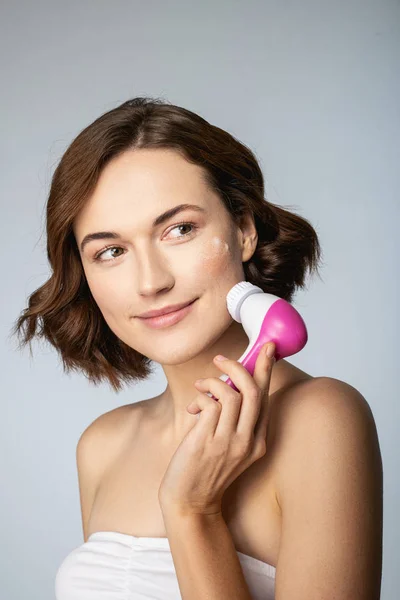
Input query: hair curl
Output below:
<box><xmin>10</xmin><ymin>96</ymin><xmax>323</xmax><ymax>393</ymax></box>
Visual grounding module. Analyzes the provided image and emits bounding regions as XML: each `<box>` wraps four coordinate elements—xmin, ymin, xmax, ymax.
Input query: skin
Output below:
<box><xmin>73</xmin><ymin>148</ymin><xmax>297</xmax><ymax>446</ymax></box>
<box><xmin>72</xmin><ymin>148</ymin><xmax>383</xmax><ymax>597</ymax></box>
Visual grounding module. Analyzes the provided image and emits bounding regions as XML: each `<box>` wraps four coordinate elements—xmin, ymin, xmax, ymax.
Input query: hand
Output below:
<box><xmin>158</xmin><ymin>342</ymin><xmax>276</xmax><ymax>517</ymax></box>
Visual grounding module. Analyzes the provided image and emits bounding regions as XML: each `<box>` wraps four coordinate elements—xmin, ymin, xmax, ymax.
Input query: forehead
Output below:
<box><xmin>95</xmin><ymin>148</ymin><xmax>209</xmax><ymax>196</ymax></box>
<box><xmin>73</xmin><ymin>148</ymin><xmax>220</xmax><ymax>238</ymax></box>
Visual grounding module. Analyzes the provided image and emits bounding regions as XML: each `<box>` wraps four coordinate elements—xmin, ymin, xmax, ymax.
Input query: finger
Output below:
<box><xmin>233</xmin><ymin>341</ymin><xmax>275</xmax><ymax>436</ymax></box>
<box><xmin>213</xmin><ymin>355</ymin><xmax>263</xmax><ymax>437</ymax></box>
<box><xmin>252</xmin><ymin>343</ymin><xmax>276</xmax><ymax>442</ymax></box>
<box><xmin>187</xmin><ymin>391</ymin><xmax>222</xmax><ymax>434</ymax></box>
<box><xmin>253</xmin><ymin>387</ymin><xmax>271</xmax><ymax>446</ymax></box>
<box><xmin>193</xmin><ymin>377</ymin><xmax>242</xmax><ymax>433</ymax></box>
<box><xmin>252</xmin><ymin>342</ymin><xmax>276</xmax><ymax>394</ymax></box>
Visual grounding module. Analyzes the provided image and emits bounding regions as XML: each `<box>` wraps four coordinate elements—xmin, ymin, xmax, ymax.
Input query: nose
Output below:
<box><xmin>135</xmin><ymin>245</ymin><xmax>174</xmax><ymax>297</ymax></box>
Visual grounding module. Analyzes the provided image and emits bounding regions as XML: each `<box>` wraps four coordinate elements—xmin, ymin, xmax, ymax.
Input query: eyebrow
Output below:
<box><xmin>79</xmin><ymin>203</ymin><xmax>207</xmax><ymax>253</ymax></box>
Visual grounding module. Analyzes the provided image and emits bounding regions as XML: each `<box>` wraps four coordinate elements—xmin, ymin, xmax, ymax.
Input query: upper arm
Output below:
<box><xmin>76</xmin><ymin>406</ymin><xmax>131</xmax><ymax>543</ymax></box>
<box><xmin>273</xmin><ymin>377</ymin><xmax>383</xmax><ymax>600</ymax></box>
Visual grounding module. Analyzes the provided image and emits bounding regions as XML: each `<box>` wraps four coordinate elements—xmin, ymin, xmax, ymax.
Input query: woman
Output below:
<box><xmin>13</xmin><ymin>97</ymin><xmax>383</xmax><ymax>599</ymax></box>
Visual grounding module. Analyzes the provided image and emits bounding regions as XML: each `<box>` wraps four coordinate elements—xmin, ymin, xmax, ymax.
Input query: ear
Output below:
<box><xmin>236</xmin><ymin>212</ymin><xmax>258</xmax><ymax>263</ymax></box>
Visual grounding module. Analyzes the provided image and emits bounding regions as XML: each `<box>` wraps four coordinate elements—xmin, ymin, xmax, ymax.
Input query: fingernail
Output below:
<box><xmin>214</xmin><ymin>354</ymin><xmax>228</xmax><ymax>361</ymax></box>
<box><xmin>195</xmin><ymin>379</ymin><xmax>204</xmax><ymax>384</ymax></box>
<box><xmin>266</xmin><ymin>343</ymin><xmax>275</xmax><ymax>358</ymax></box>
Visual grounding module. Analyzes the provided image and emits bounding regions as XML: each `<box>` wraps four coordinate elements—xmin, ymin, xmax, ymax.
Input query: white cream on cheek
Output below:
<box><xmin>172</xmin><ymin>235</ymin><xmax>231</xmax><ymax>273</ymax></box>
<box><xmin>197</xmin><ymin>236</ymin><xmax>230</xmax><ymax>265</ymax></box>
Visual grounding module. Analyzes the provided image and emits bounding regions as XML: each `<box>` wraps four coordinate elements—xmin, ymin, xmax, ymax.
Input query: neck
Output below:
<box><xmin>153</xmin><ymin>321</ymin><xmax>291</xmax><ymax>445</ymax></box>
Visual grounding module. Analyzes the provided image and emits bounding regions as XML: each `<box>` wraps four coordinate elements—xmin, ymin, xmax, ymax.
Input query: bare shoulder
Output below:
<box><xmin>76</xmin><ymin>400</ymin><xmax>146</xmax><ymax>464</ymax></box>
<box><xmin>75</xmin><ymin>400</ymin><xmax>147</xmax><ymax>542</ymax></box>
<box><xmin>271</xmin><ymin>375</ymin><xmax>376</xmax><ymax>437</ymax></box>
<box><xmin>269</xmin><ymin>375</ymin><xmax>381</xmax><ymax>512</ymax></box>
<box><xmin>271</xmin><ymin>375</ymin><xmax>375</xmax><ymax>424</ymax></box>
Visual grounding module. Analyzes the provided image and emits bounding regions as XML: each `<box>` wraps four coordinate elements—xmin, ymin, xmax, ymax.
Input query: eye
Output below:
<box><xmin>93</xmin><ymin>221</ymin><xmax>198</xmax><ymax>263</ymax></box>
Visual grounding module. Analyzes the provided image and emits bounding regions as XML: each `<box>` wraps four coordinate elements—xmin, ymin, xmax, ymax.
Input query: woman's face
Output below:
<box><xmin>73</xmin><ymin>148</ymin><xmax>255</xmax><ymax>365</ymax></box>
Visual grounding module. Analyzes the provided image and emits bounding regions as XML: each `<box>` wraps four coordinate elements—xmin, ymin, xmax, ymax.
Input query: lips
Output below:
<box><xmin>137</xmin><ymin>298</ymin><xmax>197</xmax><ymax>329</ymax></box>
<box><xmin>137</xmin><ymin>299</ymin><xmax>196</xmax><ymax>319</ymax></box>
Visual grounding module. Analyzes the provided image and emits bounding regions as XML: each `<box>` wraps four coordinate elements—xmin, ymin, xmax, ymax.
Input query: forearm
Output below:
<box><xmin>162</xmin><ymin>509</ymin><xmax>253</xmax><ymax>600</ymax></box>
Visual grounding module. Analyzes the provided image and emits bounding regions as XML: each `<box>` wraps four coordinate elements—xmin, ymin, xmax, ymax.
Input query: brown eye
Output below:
<box><xmin>168</xmin><ymin>223</ymin><xmax>195</xmax><ymax>238</ymax></box>
<box><xmin>94</xmin><ymin>246</ymin><xmax>125</xmax><ymax>262</ymax></box>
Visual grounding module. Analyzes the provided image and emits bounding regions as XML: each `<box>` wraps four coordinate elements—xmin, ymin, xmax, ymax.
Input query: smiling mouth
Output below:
<box><xmin>137</xmin><ymin>298</ymin><xmax>198</xmax><ymax>329</ymax></box>
<box><xmin>138</xmin><ymin>298</ymin><xmax>197</xmax><ymax>319</ymax></box>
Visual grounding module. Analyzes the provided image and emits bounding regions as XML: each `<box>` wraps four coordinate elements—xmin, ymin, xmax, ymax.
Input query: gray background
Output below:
<box><xmin>1</xmin><ymin>1</ymin><xmax>398</xmax><ymax>598</ymax></box>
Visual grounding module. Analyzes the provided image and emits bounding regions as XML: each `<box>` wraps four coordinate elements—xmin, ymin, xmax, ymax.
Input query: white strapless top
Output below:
<box><xmin>55</xmin><ymin>530</ymin><xmax>276</xmax><ymax>599</ymax></box>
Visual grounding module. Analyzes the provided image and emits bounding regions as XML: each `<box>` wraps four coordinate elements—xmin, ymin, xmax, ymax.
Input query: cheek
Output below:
<box><xmin>86</xmin><ymin>280</ymin><xmax>113</xmax><ymax>311</ymax></box>
<box><xmin>195</xmin><ymin>236</ymin><xmax>233</xmax><ymax>274</ymax></box>
<box><xmin>83</xmin><ymin>270</ymin><xmax>128</xmax><ymax>315</ymax></box>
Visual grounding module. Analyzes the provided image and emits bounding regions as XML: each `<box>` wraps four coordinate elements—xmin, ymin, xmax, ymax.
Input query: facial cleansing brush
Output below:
<box><xmin>215</xmin><ymin>281</ymin><xmax>308</xmax><ymax>394</ymax></box>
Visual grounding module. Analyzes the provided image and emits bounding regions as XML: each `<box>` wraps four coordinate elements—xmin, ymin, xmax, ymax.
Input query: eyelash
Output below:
<box><xmin>93</xmin><ymin>221</ymin><xmax>199</xmax><ymax>263</ymax></box>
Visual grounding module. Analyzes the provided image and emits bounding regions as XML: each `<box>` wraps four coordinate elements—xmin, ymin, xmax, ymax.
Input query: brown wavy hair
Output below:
<box><xmin>10</xmin><ymin>96</ymin><xmax>324</xmax><ymax>393</ymax></box>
